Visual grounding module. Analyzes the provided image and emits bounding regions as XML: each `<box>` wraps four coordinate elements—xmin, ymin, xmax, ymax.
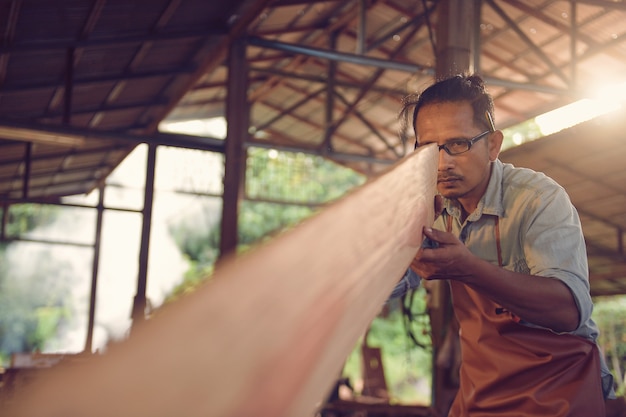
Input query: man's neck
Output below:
<box><xmin>459</xmin><ymin>204</ymin><xmax>473</xmax><ymax>223</ymax></box>
<box><xmin>457</xmin><ymin>163</ymin><xmax>494</xmax><ymax>223</ymax></box>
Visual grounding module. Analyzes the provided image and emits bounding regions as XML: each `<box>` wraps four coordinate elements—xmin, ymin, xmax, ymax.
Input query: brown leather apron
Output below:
<box><xmin>446</xmin><ymin>216</ymin><xmax>605</xmax><ymax>417</ymax></box>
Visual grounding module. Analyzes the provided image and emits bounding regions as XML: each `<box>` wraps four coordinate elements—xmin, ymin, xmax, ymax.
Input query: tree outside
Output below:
<box><xmin>593</xmin><ymin>295</ymin><xmax>626</xmax><ymax>396</ymax></box>
<box><xmin>0</xmin><ymin>204</ymin><xmax>74</xmax><ymax>366</ymax></box>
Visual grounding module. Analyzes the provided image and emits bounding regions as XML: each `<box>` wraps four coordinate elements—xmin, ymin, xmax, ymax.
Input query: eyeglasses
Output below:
<box><xmin>437</xmin><ymin>130</ymin><xmax>491</xmax><ymax>155</ymax></box>
<box><xmin>414</xmin><ymin>111</ymin><xmax>496</xmax><ymax>154</ymax></box>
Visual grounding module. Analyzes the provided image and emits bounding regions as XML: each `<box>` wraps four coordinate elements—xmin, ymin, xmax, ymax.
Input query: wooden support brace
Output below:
<box><xmin>3</xmin><ymin>145</ymin><xmax>438</xmax><ymax>417</ymax></box>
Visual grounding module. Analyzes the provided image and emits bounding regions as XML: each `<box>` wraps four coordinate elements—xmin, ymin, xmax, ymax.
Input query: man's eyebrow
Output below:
<box><xmin>445</xmin><ymin>136</ymin><xmax>472</xmax><ymax>142</ymax></box>
<box><xmin>417</xmin><ymin>133</ymin><xmax>475</xmax><ymax>144</ymax></box>
<box><xmin>417</xmin><ymin>137</ymin><xmax>435</xmax><ymax>145</ymax></box>
<box><xmin>427</xmin><ymin>136</ymin><xmax>473</xmax><ymax>143</ymax></box>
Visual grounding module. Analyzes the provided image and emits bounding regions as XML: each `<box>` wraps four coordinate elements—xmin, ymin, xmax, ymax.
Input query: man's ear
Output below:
<box><xmin>488</xmin><ymin>130</ymin><xmax>504</xmax><ymax>162</ymax></box>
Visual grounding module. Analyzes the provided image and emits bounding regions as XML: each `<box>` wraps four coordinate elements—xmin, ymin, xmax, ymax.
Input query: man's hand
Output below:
<box><xmin>411</xmin><ymin>227</ymin><xmax>476</xmax><ymax>281</ymax></box>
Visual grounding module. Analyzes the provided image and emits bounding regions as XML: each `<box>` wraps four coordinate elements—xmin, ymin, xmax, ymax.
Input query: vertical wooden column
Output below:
<box><xmin>64</xmin><ymin>47</ymin><xmax>74</xmax><ymax>125</ymax></box>
<box><xmin>323</xmin><ymin>32</ymin><xmax>338</xmax><ymax>153</ymax></box>
<box><xmin>22</xmin><ymin>143</ymin><xmax>32</xmax><ymax>199</ymax></box>
<box><xmin>219</xmin><ymin>38</ymin><xmax>249</xmax><ymax>259</ymax></box>
<box><xmin>0</xmin><ymin>202</ymin><xmax>7</xmax><ymax>240</ymax></box>
<box><xmin>132</xmin><ymin>143</ymin><xmax>157</xmax><ymax>327</ymax></box>
<box><xmin>435</xmin><ymin>0</ymin><xmax>477</xmax><ymax>77</ymax></box>
<box><xmin>84</xmin><ymin>185</ymin><xmax>105</xmax><ymax>352</ymax></box>
<box><xmin>430</xmin><ymin>0</ymin><xmax>478</xmax><ymax>413</ymax></box>
<box><xmin>471</xmin><ymin>0</ymin><xmax>483</xmax><ymax>74</ymax></box>
<box><xmin>569</xmin><ymin>0</ymin><xmax>578</xmax><ymax>86</ymax></box>
<box><xmin>356</xmin><ymin>0</ymin><xmax>366</xmax><ymax>54</ymax></box>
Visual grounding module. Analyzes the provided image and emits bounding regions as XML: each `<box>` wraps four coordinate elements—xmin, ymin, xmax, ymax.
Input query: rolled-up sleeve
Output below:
<box><xmin>522</xmin><ymin>185</ymin><xmax>593</xmax><ymax>328</ymax></box>
<box><xmin>388</xmin><ymin>268</ymin><xmax>421</xmax><ymax>299</ymax></box>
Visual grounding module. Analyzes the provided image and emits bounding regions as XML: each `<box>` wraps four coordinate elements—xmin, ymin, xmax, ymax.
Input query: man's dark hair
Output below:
<box><xmin>400</xmin><ymin>74</ymin><xmax>496</xmax><ymax>147</ymax></box>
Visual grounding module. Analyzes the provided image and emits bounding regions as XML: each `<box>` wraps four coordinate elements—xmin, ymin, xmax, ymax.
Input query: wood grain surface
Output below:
<box><xmin>3</xmin><ymin>144</ymin><xmax>438</xmax><ymax>417</ymax></box>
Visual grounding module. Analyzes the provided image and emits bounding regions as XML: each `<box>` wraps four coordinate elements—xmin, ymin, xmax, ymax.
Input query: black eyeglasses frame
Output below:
<box><xmin>436</xmin><ymin>130</ymin><xmax>491</xmax><ymax>156</ymax></box>
<box><xmin>413</xmin><ymin>111</ymin><xmax>496</xmax><ymax>153</ymax></box>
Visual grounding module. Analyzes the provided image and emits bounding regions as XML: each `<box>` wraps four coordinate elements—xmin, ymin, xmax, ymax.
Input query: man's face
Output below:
<box><xmin>415</xmin><ymin>101</ymin><xmax>502</xmax><ymax>213</ymax></box>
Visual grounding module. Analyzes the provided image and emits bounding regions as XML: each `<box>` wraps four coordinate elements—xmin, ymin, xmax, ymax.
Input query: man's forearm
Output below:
<box><xmin>459</xmin><ymin>257</ymin><xmax>580</xmax><ymax>332</ymax></box>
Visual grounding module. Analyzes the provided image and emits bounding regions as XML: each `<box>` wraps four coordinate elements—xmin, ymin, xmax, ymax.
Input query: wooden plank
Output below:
<box><xmin>2</xmin><ymin>144</ymin><xmax>438</xmax><ymax>417</ymax></box>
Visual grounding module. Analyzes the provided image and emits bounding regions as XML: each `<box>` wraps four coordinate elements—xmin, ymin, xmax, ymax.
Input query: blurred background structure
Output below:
<box><xmin>1</xmin><ymin>1</ymin><xmax>626</xmax><ymax>415</ymax></box>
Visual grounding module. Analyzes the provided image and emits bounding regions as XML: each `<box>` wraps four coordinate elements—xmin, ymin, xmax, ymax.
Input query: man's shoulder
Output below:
<box><xmin>497</xmin><ymin>162</ymin><xmax>577</xmax><ymax>224</ymax></box>
<box><xmin>500</xmin><ymin>161</ymin><xmax>563</xmax><ymax>192</ymax></box>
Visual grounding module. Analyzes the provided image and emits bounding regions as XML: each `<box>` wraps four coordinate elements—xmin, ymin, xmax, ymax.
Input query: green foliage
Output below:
<box><xmin>4</xmin><ymin>204</ymin><xmax>59</xmax><ymax>237</ymax></box>
<box><xmin>246</xmin><ymin>147</ymin><xmax>365</xmax><ymax>204</ymax></box>
<box><xmin>0</xmin><ymin>205</ymin><xmax>67</xmax><ymax>365</ymax></box>
<box><xmin>169</xmin><ymin>213</ymin><xmax>220</xmax><ymax>266</ymax></box>
<box><xmin>166</xmin><ymin>203</ymin><xmax>221</xmax><ymax>302</ymax></box>
<box><xmin>166</xmin><ymin>147</ymin><xmax>365</xmax><ymax>300</ymax></box>
<box><xmin>342</xmin><ymin>288</ymin><xmax>433</xmax><ymax>405</ymax></box>
<box><xmin>28</xmin><ymin>306</ymin><xmax>71</xmax><ymax>349</ymax></box>
<box><xmin>238</xmin><ymin>201</ymin><xmax>314</xmax><ymax>247</ymax></box>
<box><xmin>164</xmin><ymin>257</ymin><xmax>214</xmax><ymax>303</ymax></box>
<box><xmin>0</xmin><ymin>247</ymin><xmax>73</xmax><ymax>363</ymax></box>
<box><xmin>501</xmin><ymin>119</ymin><xmax>543</xmax><ymax>151</ymax></box>
<box><xmin>239</xmin><ymin>148</ymin><xmax>365</xmax><ymax>250</ymax></box>
<box><xmin>593</xmin><ymin>295</ymin><xmax>626</xmax><ymax>395</ymax></box>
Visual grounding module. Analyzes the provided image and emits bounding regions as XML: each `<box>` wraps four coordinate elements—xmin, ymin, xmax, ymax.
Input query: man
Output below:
<box><xmin>393</xmin><ymin>74</ymin><xmax>614</xmax><ymax>416</ymax></box>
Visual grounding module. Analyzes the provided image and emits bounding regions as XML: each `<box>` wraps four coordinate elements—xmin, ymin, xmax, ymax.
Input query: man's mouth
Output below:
<box><xmin>438</xmin><ymin>176</ymin><xmax>462</xmax><ymax>184</ymax></box>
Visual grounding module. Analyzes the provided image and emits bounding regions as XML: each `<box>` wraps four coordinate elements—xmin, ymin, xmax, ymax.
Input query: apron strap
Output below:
<box><xmin>494</xmin><ymin>217</ymin><xmax>502</xmax><ymax>267</ymax></box>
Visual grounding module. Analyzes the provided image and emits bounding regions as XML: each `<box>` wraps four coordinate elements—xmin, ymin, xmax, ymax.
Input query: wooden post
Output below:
<box><xmin>220</xmin><ymin>38</ymin><xmax>249</xmax><ymax>259</ymax></box>
<box><xmin>431</xmin><ymin>1</ymin><xmax>477</xmax><ymax>412</ymax></box>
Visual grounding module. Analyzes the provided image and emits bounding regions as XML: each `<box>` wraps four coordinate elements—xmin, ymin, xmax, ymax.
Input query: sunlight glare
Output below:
<box><xmin>159</xmin><ymin>117</ymin><xmax>227</xmax><ymax>139</ymax></box>
<box><xmin>535</xmin><ymin>81</ymin><xmax>626</xmax><ymax>136</ymax></box>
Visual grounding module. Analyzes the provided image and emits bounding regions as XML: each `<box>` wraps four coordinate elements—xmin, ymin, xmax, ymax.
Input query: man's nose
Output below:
<box><xmin>438</xmin><ymin>147</ymin><xmax>454</xmax><ymax>169</ymax></box>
